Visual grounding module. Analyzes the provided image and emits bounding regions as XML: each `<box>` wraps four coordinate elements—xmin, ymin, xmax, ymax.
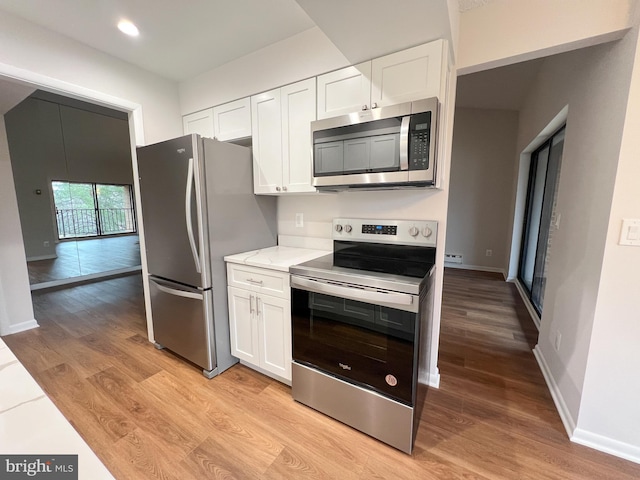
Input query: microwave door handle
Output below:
<box><xmin>399</xmin><ymin>116</ymin><xmax>411</xmax><ymax>171</ymax></box>
<box><xmin>291</xmin><ymin>276</ymin><xmax>413</xmax><ymax>307</ymax></box>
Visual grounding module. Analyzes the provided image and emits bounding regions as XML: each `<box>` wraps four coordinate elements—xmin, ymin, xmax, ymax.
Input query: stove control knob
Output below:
<box><xmin>335</xmin><ymin>224</ymin><xmax>343</xmax><ymax>232</ymax></box>
<box><xmin>344</xmin><ymin>224</ymin><xmax>352</xmax><ymax>233</ymax></box>
<box><xmin>422</xmin><ymin>227</ymin><xmax>433</xmax><ymax>238</ymax></box>
<box><xmin>409</xmin><ymin>226</ymin><xmax>419</xmax><ymax>237</ymax></box>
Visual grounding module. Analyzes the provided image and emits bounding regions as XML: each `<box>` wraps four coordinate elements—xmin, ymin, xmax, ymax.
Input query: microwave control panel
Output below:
<box><xmin>408</xmin><ymin>112</ymin><xmax>431</xmax><ymax>171</ymax></box>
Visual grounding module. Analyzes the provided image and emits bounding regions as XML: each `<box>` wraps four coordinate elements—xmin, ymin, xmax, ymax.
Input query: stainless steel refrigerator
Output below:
<box><xmin>137</xmin><ymin>134</ymin><xmax>277</xmax><ymax>378</ymax></box>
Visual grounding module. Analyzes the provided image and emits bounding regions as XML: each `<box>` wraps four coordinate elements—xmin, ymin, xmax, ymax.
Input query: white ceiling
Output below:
<box><xmin>295</xmin><ymin>0</ymin><xmax>452</xmax><ymax>65</ymax></box>
<box><xmin>0</xmin><ymin>1</ymin><xmax>494</xmax><ymax>85</ymax></box>
<box><xmin>0</xmin><ymin>0</ymin><xmax>316</xmax><ymax>82</ymax></box>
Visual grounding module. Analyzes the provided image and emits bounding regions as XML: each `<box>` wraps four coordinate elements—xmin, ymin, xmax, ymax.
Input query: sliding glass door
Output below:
<box><xmin>518</xmin><ymin>127</ymin><xmax>565</xmax><ymax>314</ymax></box>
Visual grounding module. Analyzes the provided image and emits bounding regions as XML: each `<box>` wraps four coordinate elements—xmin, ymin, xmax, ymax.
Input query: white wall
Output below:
<box><xmin>573</xmin><ymin>27</ymin><xmax>640</xmax><ymax>462</ymax></box>
<box><xmin>0</xmin><ymin>117</ymin><xmax>36</xmax><ymax>334</ymax></box>
<box><xmin>446</xmin><ymin>108</ymin><xmax>518</xmax><ymax>273</ymax></box>
<box><xmin>0</xmin><ymin>10</ymin><xmax>182</xmax><ymax>144</ymax></box>
<box><xmin>458</xmin><ymin>0</ymin><xmax>634</xmax><ymax>74</ymax></box>
<box><xmin>514</xmin><ymin>36</ymin><xmax>636</xmax><ymax>428</ymax></box>
<box><xmin>179</xmin><ymin>27</ymin><xmax>349</xmax><ymax>115</ymax></box>
<box><xmin>0</xmin><ymin>10</ymin><xmax>183</xmax><ymax>335</ymax></box>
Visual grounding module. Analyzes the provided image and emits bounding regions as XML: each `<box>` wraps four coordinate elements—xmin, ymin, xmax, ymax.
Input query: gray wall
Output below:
<box><xmin>514</xmin><ymin>36</ymin><xmax>635</xmax><ymax>425</ymax></box>
<box><xmin>5</xmin><ymin>96</ymin><xmax>132</xmax><ymax>259</ymax></box>
<box><xmin>445</xmin><ymin>107</ymin><xmax>519</xmax><ymax>273</ymax></box>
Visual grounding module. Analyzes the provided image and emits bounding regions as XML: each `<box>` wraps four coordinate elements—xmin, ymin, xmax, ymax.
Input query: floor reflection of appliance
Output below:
<box><xmin>290</xmin><ymin>218</ymin><xmax>437</xmax><ymax>454</ymax></box>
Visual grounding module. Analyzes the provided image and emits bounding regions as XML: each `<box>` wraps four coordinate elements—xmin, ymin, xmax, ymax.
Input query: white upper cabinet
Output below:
<box><xmin>251</xmin><ymin>89</ymin><xmax>283</xmax><ymax>194</ymax></box>
<box><xmin>371</xmin><ymin>41</ymin><xmax>444</xmax><ymax>108</ymax></box>
<box><xmin>213</xmin><ymin>97</ymin><xmax>251</xmax><ymax>141</ymax></box>
<box><xmin>251</xmin><ymin>78</ymin><xmax>316</xmax><ymax>195</ymax></box>
<box><xmin>182</xmin><ymin>108</ymin><xmax>214</xmax><ymax>138</ymax></box>
<box><xmin>317</xmin><ymin>62</ymin><xmax>371</xmax><ymax>120</ymax></box>
<box><xmin>281</xmin><ymin>78</ymin><xmax>316</xmax><ymax>193</ymax></box>
<box><xmin>316</xmin><ymin>40</ymin><xmax>444</xmax><ymax>119</ymax></box>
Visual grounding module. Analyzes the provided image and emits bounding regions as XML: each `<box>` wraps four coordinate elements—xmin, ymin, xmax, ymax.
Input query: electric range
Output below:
<box><xmin>289</xmin><ymin>218</ymin><xmax>437</xmax><ymax>454</ymax></box>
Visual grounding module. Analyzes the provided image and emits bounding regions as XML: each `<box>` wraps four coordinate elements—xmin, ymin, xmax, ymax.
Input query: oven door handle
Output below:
<box><xmin>291</xmin><ymin>276</ymin><xmax>414</xmax><ymax>309</ymax></box>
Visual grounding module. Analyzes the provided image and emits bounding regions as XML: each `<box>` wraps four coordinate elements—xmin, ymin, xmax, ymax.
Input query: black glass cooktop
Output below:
<box><xmin>332</xmin><ymin>240</ymin><xmax>436</xmax><ymax>278</ymax></box>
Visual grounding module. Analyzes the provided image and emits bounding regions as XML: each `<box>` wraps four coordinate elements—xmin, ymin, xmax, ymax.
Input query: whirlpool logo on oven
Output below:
<box><xmin>338</xmin><ymin>362</ymin><xmax>352</xmax><ymax>371</ymax></box>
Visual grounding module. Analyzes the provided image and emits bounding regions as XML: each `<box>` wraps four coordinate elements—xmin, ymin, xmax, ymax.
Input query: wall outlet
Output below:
<box><xmin>43</xmin><ymin>241</ymin><xmax>50</xmax><ymax>247</ymax></box>
<box><xmin>554</xmin><ymin>331</ymin><xmax>562</xmax><ymax>352</ymax></box>
<box><xmin>485</xmin><ymin>249</ymin><xmax>493</xmax><ymax>257</ymax></box>
<box><xmin>295</xmin><ymin>213</ymin><xmax>304</xmax><ymax>228</ymax></box>
<box><xmin>444</xmin><ymin>253</ymin><xmax>463</xmax><ymax>264</ymax></box>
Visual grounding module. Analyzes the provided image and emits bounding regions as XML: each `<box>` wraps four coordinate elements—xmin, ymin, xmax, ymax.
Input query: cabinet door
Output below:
<box><xmin>183</xmin><ymin>109</ymin><xmax>214</xmax><ymax>138</ymax></box>
<box><xmin>281</xmin><ymin>78</ymin><xmax>316</xmax><ymax>193</ymax></box>
<box><xmin>213</xmin><ymin>97</ymin><xmax>251</xmax><ymax>141</ymax></box>
<box><xmin>370</xmin><ymin>41</ymin><xmax>444</xmax><ymax>107</ymax></box>
<box><xmin>227</xmin><ymin>286</ymin><xmax>259</xmax><ymax>364</ymax></box>
<box><xmin>257</xmin><ymin>294</ymin><xmax>291</xmax><ymax>381</ymax></box>
<box><xmin>317</xmin><ymin>62</ymin><xmax>372</xmax><ymax>119</ymax></box>
<box><xmin>251</xmin><ymin>90</ymin><xmax>283</xmax><ymax>194</ymax></box>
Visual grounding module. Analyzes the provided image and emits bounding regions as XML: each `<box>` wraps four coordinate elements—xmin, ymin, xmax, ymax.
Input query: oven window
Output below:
<box><xmin>291</xmin><ymin>288</ymin><xmax>417</xmax><ymax>405</ymax></box>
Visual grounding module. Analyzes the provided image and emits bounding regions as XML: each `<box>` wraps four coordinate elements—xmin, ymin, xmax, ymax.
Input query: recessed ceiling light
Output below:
<box><xmin>117</xmin><ymin>20</ymin><xmax>139</xmax><ymax>37</ymax></box>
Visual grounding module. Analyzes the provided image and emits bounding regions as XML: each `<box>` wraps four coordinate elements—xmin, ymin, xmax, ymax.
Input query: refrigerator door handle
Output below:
<box><xmin>150</xmin><ymin>277</ymin><xmax>203</xmax><ymax>300</ymax></box>
<box><xmin>185</xmin><ymin>157</ymin><xmax>202</xmax><ymax>274</ymax></box>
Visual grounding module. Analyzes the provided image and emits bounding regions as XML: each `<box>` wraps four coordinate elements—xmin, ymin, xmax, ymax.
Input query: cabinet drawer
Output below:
<box><xmin>227</xmin><ymin>263</ymin><xmax>290</xmax><ymax>298</ymax></box>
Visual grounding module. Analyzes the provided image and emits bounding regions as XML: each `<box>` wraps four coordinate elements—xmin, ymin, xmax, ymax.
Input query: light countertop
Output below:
<box><xmin>224</xmin><ymin>245</ymin><xmax>330</xmax><ymax>272</ymax></box>
<box><xmin>0</xmin><ymin>338</ymin><xmax>114</xmax><ymax>479</ymax></box>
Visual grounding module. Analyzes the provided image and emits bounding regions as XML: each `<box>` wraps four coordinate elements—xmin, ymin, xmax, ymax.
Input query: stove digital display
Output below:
<box><xmin>362</xmin><ymin>224</ymin><xmax>397</xmax><ymax>235</ymax></box>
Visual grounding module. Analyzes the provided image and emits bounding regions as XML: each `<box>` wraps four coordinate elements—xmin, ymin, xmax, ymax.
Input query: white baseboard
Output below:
<box><xmin>428</xmin><ymin>368</ymin><xmax>440</xmax><ymax>388</ymax></box>
<box><xmin>2</xmin><ymin>319</ymin><xmax>39</xmax><ymax>336</ymax></box>
<box><xmin>444</xmin><ymin>262</ymin><xmax>507</xmax><ymax>279</ymax></box>
<box><xmin>512</xmin><ymin>279</ymin><xmax>541</xmax><ymax>330</ymax></box>
<box><xmin>533</xmin><ymin>345</ymin><xmax>576</xmax><ymax>438</ymax></box>
<box><xmin>572</xmin><ymin>428</ymin><xmax>640</xmax><ymax>465</ymax></box>
<box><xmin>26</xmin><ymin>254</ymin><xmax>57</xmax><ymax>262</ymax></box>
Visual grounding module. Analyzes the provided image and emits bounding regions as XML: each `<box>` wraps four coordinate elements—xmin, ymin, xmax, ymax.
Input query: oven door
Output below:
<box><xmin>290</xmin><ymin>275</ymin><xmax>419</xmax><ymax>405</ymax></box>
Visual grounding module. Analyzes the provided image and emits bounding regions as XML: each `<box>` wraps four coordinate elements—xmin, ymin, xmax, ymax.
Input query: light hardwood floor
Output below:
<box><xmin>4</xmin><ymin>270</ymin><xmax>640</xmax><ymax>479</ymax></box>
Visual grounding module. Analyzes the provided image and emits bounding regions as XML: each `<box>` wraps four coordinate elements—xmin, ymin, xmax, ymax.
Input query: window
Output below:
<box><xmin>518</xmin><ymin>126</ymin><xmax>565</xmax><ymax>314</ymax></box>
<box><xmin>52</xmin><ymin>181</ymin><xmax>137</xmax><ymax>239</ymax></box>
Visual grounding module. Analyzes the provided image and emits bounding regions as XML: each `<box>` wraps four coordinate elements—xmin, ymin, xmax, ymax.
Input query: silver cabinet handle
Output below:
<box><xmin>362</xmin><ymin>105</ymin><xmax>369</xmax><ymax>111</ymax></box>
<box><xmin>250</xmin><ymin>294</ymin><xmax>255</xmax><ymax>314</ymax></box>
<box><xmin>276</xmin><ymin>186</ymin><xmax>282</xmax><ymax>191</ymax></box>
<box><xmin>371</xmin><ymin>102</ymin><xmax>378</xmax><ymax>109</ymax></box>
<box><xmin>282</xmin><ymin>186</ymin><xmax>287</xmax><ymax>191</ymax></box>
<box><xmin>247</xmin><ymin>278</ymin><xmax>263</xmax><ymax>285</ymax></box>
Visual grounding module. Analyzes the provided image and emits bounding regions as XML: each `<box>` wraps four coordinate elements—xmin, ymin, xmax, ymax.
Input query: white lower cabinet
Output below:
<box><xmin>226</xmin><ymin>264</ymin><xmax>292</xmax><ymax>383</ymax></box>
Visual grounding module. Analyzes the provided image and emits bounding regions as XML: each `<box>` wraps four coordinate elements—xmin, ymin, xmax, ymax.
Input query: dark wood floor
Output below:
<box><xmin>27</xmin><ymin>235</ymin><xmax>141</xmax><ymax>285</ymax></box>
<box><xmin>4</xmin><ymin>270</ymin><xmax>640</xmax><ymax>479</ymax></box>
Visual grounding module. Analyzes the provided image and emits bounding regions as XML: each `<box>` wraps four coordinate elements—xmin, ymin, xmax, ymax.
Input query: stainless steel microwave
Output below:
<box><xmin>311</xmin><ymin>97</ymin><xmax>438</xmax><ymax>190</ymax></box>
